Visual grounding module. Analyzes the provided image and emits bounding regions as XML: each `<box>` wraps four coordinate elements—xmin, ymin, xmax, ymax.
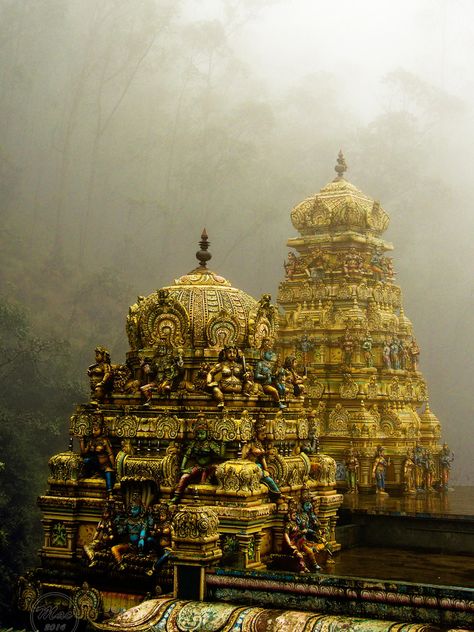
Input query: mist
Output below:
<box><xmin>1</xmin><ymin>0</ymin><xmax>473</xmax><ymax>485</ymax></box>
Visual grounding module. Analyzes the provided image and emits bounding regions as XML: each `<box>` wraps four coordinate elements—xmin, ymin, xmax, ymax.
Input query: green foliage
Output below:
<box><xmin>0</xmin><ymin>297</ymin><xmax>83</xmax><ymax>622</ymax></box>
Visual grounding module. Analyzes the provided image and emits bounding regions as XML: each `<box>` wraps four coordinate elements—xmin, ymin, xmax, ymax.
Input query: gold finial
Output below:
<box><xmin>334</xmin><ymin>150</ymin><xmax>347</xmax><ymax>181</ymax></box>
<box><xmin>196</xmin><ymin>228</ymin><xmax>212</xmax><ymax>268</ymax></box>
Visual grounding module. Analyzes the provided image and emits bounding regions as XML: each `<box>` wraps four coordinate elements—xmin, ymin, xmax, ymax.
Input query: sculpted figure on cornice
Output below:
<box><xmin>88</xmin><ymin>346</ymin><xmax>114</xmax><ymax>404</ymax></box>
<box><xmin>207</xmin><ymin>346</ymin><xmax>252</xmax><ymax>409</ymax></box>
<box><xmin>342</xmin><ymin>248</ymin><xmax>365</xmax><ymax>277</ymax></box>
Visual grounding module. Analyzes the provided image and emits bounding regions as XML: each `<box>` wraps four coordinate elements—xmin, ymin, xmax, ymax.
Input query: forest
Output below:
<box><xmin>0</xmin><ymin>0</ymin><xmax>473</xmax><ymax>622</ymax></box>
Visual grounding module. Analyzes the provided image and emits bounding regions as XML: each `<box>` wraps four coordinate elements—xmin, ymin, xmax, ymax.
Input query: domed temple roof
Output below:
<box><xmin>126</xmin><ymin>230</ymin><xmax>273</xmax><ymax>352</ymax></box>
<box><xmin>290</xmin><ymin>151</ymin><xmax>390</xmax><ymax>236</ymax></box>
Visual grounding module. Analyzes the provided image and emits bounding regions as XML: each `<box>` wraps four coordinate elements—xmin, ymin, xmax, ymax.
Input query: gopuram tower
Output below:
<box><xmin>276</xmin><ymin>153</ymin><xmax>443</xmax><ymax>493</ymax></box>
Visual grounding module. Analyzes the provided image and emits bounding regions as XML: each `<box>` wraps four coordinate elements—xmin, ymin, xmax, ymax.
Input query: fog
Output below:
<box><xmin>1</xmin><ymin>0</ymin><xmax>473</xmax><ymax>483</ymax></box>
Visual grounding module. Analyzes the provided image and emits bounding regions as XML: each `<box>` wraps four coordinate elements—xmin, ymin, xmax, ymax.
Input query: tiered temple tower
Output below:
<box><xmin>20</xmin><ymin>231</ymin><xmax>342</xmax><ymax>620</ymax></box>
<box><xmin>276</xmin><ymin>154</ymin><xmax>442</xmax><ymax>492</ymax></box>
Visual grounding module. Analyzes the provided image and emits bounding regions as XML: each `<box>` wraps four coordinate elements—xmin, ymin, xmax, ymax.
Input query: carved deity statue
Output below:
<box><xmin>171</xmin><ymin>417</ymin><xmax>223</xmax><ymax>503</ymax></box>
<box><xmin>254</xmin><ymin>338</ymin><xmax>286</xmax><ymax>409</ymax></box>
<box><xmin>403</xmin><ymin>449</ymin><xmax>417</xmax><ymax>495</ymax></box>
<box><xmin>80</xmin><ymin>416</ymin><xmax>115</xmax><ymax>496</ymax></box>
<box><xmin>361</xmin><ymin>332</ymin><xmax>373</xmax><ymax>368</ymax></box>
<box><xmin>439</xmin><ymin>443</ymin><xmax>454</xmax><ymax>490</ymax></box>
<box><xmin>382</xmin><ymin>341</ymin><xmax>392</xmax><ymax>370</ymax></box>
<box><xmin>409</xmin><ymin>338</ymin><xmax>420</xmax><ymax>371</ymax></box>
<box><xmin>241</xmin><ymin>417</ymin><xmax>281</xmax><ymax>499</ymax></box>
<box><xmin>344</xmin><ymin>445</ymin><xmax>359</xmax><ymax>494</ymax></box>
<box><xmin>372</xmin><ymin>445</ymin><xmax>389</xmax><ymax>496</ymax></box>
<box><xmin>140</xmin><ymin>340</ymin><xmax>184</xmax><ymax>405</ymax></box>
<box><xmin>111</xmin><ymin>499</ymin><xmax>154</xmax><ymax>569</ymax></box>
<box><xmin>283</xmin><ymin>355</ymin><xmax>306</xmax><ymax>397</ymax></box>
<box><xmin>88</xmin><ymin>346</ymin><xmax>114</xmax><ymax>404</ymax></box>
<box><xmin>207</xmin><ymin>346</ymin><xmax>252</xmax><ymax>409</ymax></box>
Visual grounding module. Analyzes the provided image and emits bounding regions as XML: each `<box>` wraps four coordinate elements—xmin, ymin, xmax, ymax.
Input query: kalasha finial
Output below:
<box><xmin>334</xmin><ymin>150</ymin><xmax>347</xmax><ymax>180</ymax></box>
<box><xmin>196</xmin><ymin>228</ymin><xmax>212</xmax><ymax>268</ymax></box>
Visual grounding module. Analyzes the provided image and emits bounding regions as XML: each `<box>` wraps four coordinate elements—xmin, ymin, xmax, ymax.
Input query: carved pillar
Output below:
<box><xmin>235</xmin><ymin>533</ymin><xmax>253</xmax><ymax>568</ymax></box>
<box><xmin>171</xmin><ymin>506</ymin><xmax>222</xmax><ymax>601</ymax></box>
<box><xmin>253</xmin><ymin>531</ymin><xmax>264</xmax><ymax>565</ymax></box>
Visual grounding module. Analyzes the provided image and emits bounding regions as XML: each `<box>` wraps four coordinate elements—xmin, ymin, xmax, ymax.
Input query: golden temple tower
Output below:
<box><xmin>21</xmin><ymin>231</ymin><xmax>342</xmax><ymax>621</ymax></box>
<box><xmin>276</xmin><ymin>153</ymin><xmax>442</xmax><ymax>493</ymax></box>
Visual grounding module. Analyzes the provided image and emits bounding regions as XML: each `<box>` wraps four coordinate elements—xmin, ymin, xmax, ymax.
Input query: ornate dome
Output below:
<box><xmin>126</xmin><ymin>230</ymin><xmax>277</xmax><ymax>352</ymax></box>
<box><xmin>290</xmin><ymin>152</ymin><xmax>390</xmax><ymax>236</ymax></box>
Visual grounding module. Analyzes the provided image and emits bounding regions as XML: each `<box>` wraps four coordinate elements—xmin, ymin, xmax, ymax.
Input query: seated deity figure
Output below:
<box><xmin>88</xmin><ymin>346</ymin><xmax>114</xmax><ymax>404</ymax></box>
<box><xmin>299</xmin><ymin>494</ymin><xmax>334</xmax><ymax>567</ymax></box>
<box><xmin>254</xmin><ymin>338</ymin><xmax>286</xmax><ymax>409</ymax></box>
<box><xmin>282</xmin><ymin>500</ymin><xmax>311</xmax><ymax>573</ymax></box>
<box><xmin>140</xmin><ymin>339</ymin><xmax>184</xmax><ymax>405</ymax></box>
<box><xmin>283</xmin><ymin>499</ymin><xmax>327</xmax><ymax>573</ymax></box>
<box><xmin>80</xmin><ymin>416</ymin><xmax>115</xmax><ymax>496</ymax></box>
<box><xmin>84</xmin><ymin>501</ymin><xmax>116</xmax><ymax>565</ymax></box>
<box><xmin>206</xmin><ymin>345</ymin><xmax>252</xmax><ymax>408</ymax></box>
<box><xmin>241</xmin><ymin>416</ymin><xmax>281</xmax><ymax>500</ymax></box>
<box><xmin>283</xmin><ymin>355</ymin><xmax>306</xmax><ymax>397</ymax></box>
<box><xmin>111</xmin><ymin>497</ymin><xmax>154</xmax><ymax>569</ymax></box>
<box><xmin>171</xmin><ymin>416</ymin><xmax>223</xmax><ymax>503</ymax></box>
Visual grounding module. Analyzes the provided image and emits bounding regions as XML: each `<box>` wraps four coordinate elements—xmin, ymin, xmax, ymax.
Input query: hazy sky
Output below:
<box><xmin>1</xmin><ymin>0</ymin><xmax>472</xmax><ymax>483</ymax></box>
<box><xmin>233</xmin><ymin>0</ymin><xmax>474</xmax><ymax>116</ymax></box>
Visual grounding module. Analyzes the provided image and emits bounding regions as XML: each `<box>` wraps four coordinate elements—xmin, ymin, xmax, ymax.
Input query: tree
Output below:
<box><xmin>0</xmin><ymin>298</ymin><xmax>83</xmax><ymax>622</ymax></box>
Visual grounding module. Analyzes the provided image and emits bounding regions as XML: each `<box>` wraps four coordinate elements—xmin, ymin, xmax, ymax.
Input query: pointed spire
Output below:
<box><xmin>334</xmin><ymin>150</ymin><xmax>348</xmax><ymax>181</ymax></box>
<box><xmin>196</xmin><ymin>228</ymin><xmax>212</xmax><ymax>268</ymax></box>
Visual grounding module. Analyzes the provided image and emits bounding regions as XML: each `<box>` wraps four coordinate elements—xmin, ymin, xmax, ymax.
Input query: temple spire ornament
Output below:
<box><xmin>334</xmin><ymin>149</ymin><xmax>347</xmax><ymax>181</ymax></box>
<box><xmin>196</xmin><ymin>228</ymin><xmax>212</xmax><ymax>268</ymax></box>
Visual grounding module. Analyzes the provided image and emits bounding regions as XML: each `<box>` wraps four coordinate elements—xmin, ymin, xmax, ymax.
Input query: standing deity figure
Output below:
<box><xmin>403</xmin><ymin>449</ymin><xmax>417</xmax><ymax>495</ymax></box>
<box><xmin>207</xmin><ymin>346</ymin><xmax>252</xmax><ymax>409</ymax></box>
<box><xmin>382</xmin><ymin>341</ymin><xmax>392</xmax><ymax>370</ymax></box>
<box><xmin>439</xmin><ymin>443</ymin><xmax>454</xmax><ymax>490</ymax></box>
<box><xmin>390</xmin><ymin>339</ymin><xmax>400</xmax><ymax>370</ymax></box>
<box><xmin>409</xmin><ymin>338</ymin><xmax>421</xmax><ymax>371</ymax></box>
<box><xmin>241</xmin><ymin>417</ymin><xmax>281</xmax><ymax>500</ymax></box>
<box><xmin>372</xmin><ymin>445</ymin><xmax>389</xmax><ymax>495</ymax></box>
<box><xmin>171</xmin><ymin>417</ymin><xmax>223</xmax><ymax>503</ymax></box>
<box><xmin>424</xmin><ymin>449</ymin><xmax>436</xmax><ymax>492</ymax></box>
<box><xmin>400</xmin><ymin>340</ymin><xmax>410</xmax><ymax>370</ymax></box>
<box><xmin>361</xmin><ymin>333</ymin><xmax>373</xmax><ymax>368</ymax></box>
<box><xmin>283</xmin><ymin>355</ymin><xmax>306</xmax><ymax>397</ymax></box>
<box><xmin>80</xmin><ymin>416</ymin><xmax>115</xmax><ymax>496</ymax></box>
<box><xmin>344</xmin><ymin>445</ymin><xmax>360</xmax><ymax>494</ymax></box>
<box><xmin>88</xmin><ymin>346</ymin><xmax>114</xmax><ymax>404</ymax></box>
<box><xmin>341</xmin><ymin>330</ymin><xmax>355</xmax><ymax>367</ymax></box>
<box><xmin>413</xmin><ymin>444</ymin><xmax>425</xmax><ymax>490</ymax></box>
<box><xmin>254</xmin><ymin>339</ymin><xmax>286</xmax><ymax>409</ymax></box>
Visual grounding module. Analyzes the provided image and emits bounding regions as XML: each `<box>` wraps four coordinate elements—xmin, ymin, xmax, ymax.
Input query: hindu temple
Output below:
<box><xmin>17</xmin><ymin>157</ymin><xmax>473</xmax><ymax>632</ymax></box>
